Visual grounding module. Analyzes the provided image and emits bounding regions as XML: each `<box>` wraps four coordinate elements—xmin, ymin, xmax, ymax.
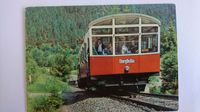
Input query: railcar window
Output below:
<box><xmin>92</xmin><ymin>36</ymin><xmax>113</xmax><ymax>55</ymax></box>
<box><xmin>142</xmin><ymin>26</ymin><xmax>158</xmax><ymax>33</ymax></box>
<box><xmin>81</xmin><ymin>48</ymin><xmax>84</xmax><ymax>62</ymax></box>
<box><xmin>115</xmin><ymin>17</ymin><xmax>139</xmax><ymax>25</ymax></box>
<box><xmin>93</xmin><ymin>19</ymin><xmax>112</xmax><ymax>26</ymax></box>
<box><xmin>115</xmin><ymin>27</ymin><xmax>139</xmax><ymax>34</ymax></box>
<box><xmin>115</xmin><ymin>36</ymin><xmax>139</xmax><ymax>55</ymax></box>
<box><xmin>83</xmin><ymin>43</ymin><xmax>87</xmax><ymax>59</ymax></box>
<box><xmin>92</xmin><ymin>28</ymin><xmax>112</xmax><ymax>35</ymax></box>
<box><xmin>80</xmin><ymin>50</ymin><xmax>82</xmax><ymax>63</ymax></box>
<box><xmin>80</xmin><ymin>49</ymin><xmax>83</xmax><ymax>63</ymax></box>
<box><xmin>82</xmin><ymin>47</ymin><xmax>84</xmax><ymax>59</ymax></box>
<box><xmin>141</xmin><ymin>34</ymin><xmax>158</xmax><ymax>53</ymax></box>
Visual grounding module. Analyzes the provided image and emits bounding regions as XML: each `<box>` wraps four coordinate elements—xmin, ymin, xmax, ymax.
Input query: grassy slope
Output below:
<box><xmin>27</xmin><ymin>73</ymin><xmax>69</xmax><ymax>93</ymax></box>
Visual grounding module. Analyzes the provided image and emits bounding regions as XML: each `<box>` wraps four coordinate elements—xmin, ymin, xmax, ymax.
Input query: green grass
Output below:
<box><xmin>27</xmin><ymin>73</ymin><xmax>69</xmax><ymax>93</ymax></box>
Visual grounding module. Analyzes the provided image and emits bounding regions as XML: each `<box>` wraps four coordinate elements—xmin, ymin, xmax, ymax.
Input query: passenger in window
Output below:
<box><xmin>115</xmin><ymin>44</ymin><xmax>121</xmax><ymax>55</ymax></box>
<box><xmin>95</xmin><ymin>39</ymin><xmax>105</xmax><ymax>55</ymax></box>
<box><xmin>121</xmin><ymin>42</ymin><xmax>129</xmax><ymax>54</ymax></box>
<box><xmin>105</xmin><ymin>42</ymin><xmax>113</xmax><ymax>55</ymax></box>
<box><xmin>130</xmin><ymin>41</ymin><xmax>138</xmax><ymax>53</ymax></box>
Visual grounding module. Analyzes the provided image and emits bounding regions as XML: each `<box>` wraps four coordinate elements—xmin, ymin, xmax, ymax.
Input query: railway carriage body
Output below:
<box><xmin>78</xmin><ymin>13</ymin><xmax>160</xmax><ymax>91</ymax></box>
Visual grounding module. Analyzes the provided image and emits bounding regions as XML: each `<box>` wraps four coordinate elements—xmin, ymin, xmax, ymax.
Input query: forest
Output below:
<box><xmin>26</xmin><ymin>4</ymin><xmax>178</xmax><ymax>112</ymax></box>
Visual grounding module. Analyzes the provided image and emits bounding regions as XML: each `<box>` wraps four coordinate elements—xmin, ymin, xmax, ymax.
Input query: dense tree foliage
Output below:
<box><xmin>26</xmin><ymin>44</ymin><xmax>77</xmax><ymax>80</ymax></box>
<box><xmin>26</xmin><ymin>4</ymin><xmax>176</xmax><ymax>46</ymax></box>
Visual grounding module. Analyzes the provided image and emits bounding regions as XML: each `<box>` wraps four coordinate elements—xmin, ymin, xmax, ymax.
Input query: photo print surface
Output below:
<box><xmin>26</xmin><ymin>4</ymin><xmax>178</xmax><ymax>112</ymax></box>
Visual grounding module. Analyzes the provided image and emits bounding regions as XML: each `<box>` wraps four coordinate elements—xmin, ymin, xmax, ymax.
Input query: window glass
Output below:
<box><xmin>94</xmin><ymin>19</ymin><xmax>112</xmax><ymax>26</ymax></box>
<box><xmin>142</xmin><ymin>26</ymin><xmax>158</xmax><ymax>33</ymax></box>
<box><xmin>115</xmin><ymin>17</ymin><xmax>139</xmax><ymax>25</ymax></box>
<box><xmin>115</xmin><ymin>36</ymin><xmax>139</xmax><ymax>55</ymax></box>
<box><xmin>81</xmin><ymin>49</ymin><xmax>84</xmax><ymax>62</ymax></box>
<box><xmin>82</xmin><ymin>48</ymin><xmax>85</xmax><ymax>59</ymax></box>
<box><xmin>141</xmin><ymin>34</ymin><xmax>158</xmax><ymax>53</ymax></box>
<box><xmin>115</xmin><ymin>27</ymin><xmax>139</xmax><ymax>34</ymax></box>
<box><xmin>83</xmin><ymin>43</ymin><xmax>87</xmax><ymax>58</ymax></box>
<box><xmin>92</xmin><ymin>28</ymin><xmax>112</xmax><ymax>35</ymax></box>
<box><xmin>92</xmin><ymin>36</ymin><xmax>113</xmax><ymax>55</ymax></box>
<box><xmin>80</xmin><ymin>50</ymin><xmax>82</xmax><ymax>63</ymax></box>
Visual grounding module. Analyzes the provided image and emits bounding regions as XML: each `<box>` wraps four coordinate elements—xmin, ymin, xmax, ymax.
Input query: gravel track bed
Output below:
<box><xmin>60</xmin><ymin>86</ymin><xmax>177</xmax><ymax>112</ymax></box>
<box><xmin>135</xmin><ymin>95</ymin><xmax>178</xmax><ymax>110</ymax></box>
<box><xmin>61</xmin><ymin>97</ymin><xmax>155</xmax><ymax>112</ymax></box>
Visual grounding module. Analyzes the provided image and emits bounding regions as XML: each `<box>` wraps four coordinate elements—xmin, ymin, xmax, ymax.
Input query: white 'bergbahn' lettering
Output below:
<box><xmin>119</xmin><ymin>59</ymin><xmax>135</xmax><ymax>64</ymax></box>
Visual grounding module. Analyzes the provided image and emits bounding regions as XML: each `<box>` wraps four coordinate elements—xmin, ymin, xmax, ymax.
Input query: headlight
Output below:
<box><xmin>124</xmin><ymin>66</ymin><xmax>130</xmax><ymax>73</ymax></box>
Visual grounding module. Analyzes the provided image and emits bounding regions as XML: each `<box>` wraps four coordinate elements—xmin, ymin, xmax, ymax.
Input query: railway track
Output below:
<box><xmin>109</xmin><ymin>92</ymin><xmax>178</xmax><ymax>111</ymax></box>
<box><xmin>137</xmin><ymin>92</ymin><xmax>178</xmax><ymax>100</ymax></box>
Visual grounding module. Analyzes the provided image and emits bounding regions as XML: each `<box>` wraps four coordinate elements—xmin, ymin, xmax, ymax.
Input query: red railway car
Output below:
<box><xmin>78</xmin><ymin>13</ymin><xmax>160</xmax><ymax>92</ymax></box>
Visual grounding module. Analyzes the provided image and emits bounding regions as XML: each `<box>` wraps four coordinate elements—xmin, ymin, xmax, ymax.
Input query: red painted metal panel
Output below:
<box><xmin>90</xmin><ymin>57</ymin><xmax>114</xmax><ymax>76</ymax></box>
<box><xmin>139</xmin><ymin>54</ymin><xmax>160</xmax><ymax>72</ymax></box>
<box><xmin>89</xmin><ymin>54</ymin><xmax>160</xmax><ymax>76</ymax></box>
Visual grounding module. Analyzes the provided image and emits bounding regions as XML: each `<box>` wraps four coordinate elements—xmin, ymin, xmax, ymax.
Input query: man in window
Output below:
<box><xmin>95</xmin><ymin>39</ymin><xmax>105</xmax><ymax>55</ymax></box>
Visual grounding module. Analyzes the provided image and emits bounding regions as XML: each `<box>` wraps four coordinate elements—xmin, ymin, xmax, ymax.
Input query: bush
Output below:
<box><xmin>26</xmin><ymin>57</ymin><xmax>39</xmax><ymax>83</ymax></box>
<box><xmin>31</xmin><ymin>47</ymin><xmax>45</xmax><ymax>67</ymax></box>
<box><xmin>148</xmin><ymin>76</ymin><xmax>162</xmax><ymax>94</ymax></box>
<box><xmin>45</xmin><ymin>77</ymin><xmax>69</xmax><ymax>93</ymax></box>
<box><xmin>47</xmin><ymin>93</ymin><xmax>64</xmax><ymax>108</ymax></box>
<box><xmin>28</xmin><ymin>94</ymin><xmax>63</xmax><ymax>112</ymax></box>
<box><xmin>150</xmin><ymin>86</ymin><xmax>161</xmax><ymax>94</ymax></box>
<box><xmin>50</xmin><ymin>55</ymin><xmax>72</xmax><ymax>77</ymax></box>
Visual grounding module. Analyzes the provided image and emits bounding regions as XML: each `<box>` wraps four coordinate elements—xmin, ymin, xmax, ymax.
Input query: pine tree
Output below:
<box><xmin>160</xmin><ymin>20</ymin><xmax>178</xmax><ymax>94</ymax></box>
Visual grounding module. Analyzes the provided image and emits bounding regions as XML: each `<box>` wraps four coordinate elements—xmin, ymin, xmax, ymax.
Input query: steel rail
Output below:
<box><xmin>137</xmin><ymin>92</ymin><xmax>178</xmax><ymax>100</ymax></box>
<box><xmin>110</xmin><ymin>95</ymin><xmax>177</xmax><ymax>111</ymax></box>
